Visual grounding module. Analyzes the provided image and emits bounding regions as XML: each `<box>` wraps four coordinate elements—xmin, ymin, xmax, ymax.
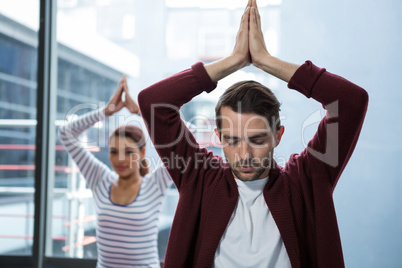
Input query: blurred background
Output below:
<box><xmin>0</xmin><ymin>0</ymin><xmax>400</xmax><ymax>267</ymax></box>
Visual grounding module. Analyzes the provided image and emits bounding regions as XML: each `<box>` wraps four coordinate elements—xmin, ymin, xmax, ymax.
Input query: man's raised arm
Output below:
<box><xmin>138</xmin><ymin>5</ymin><xmax>252</xmax><ymax>189</ymax></box>
<box><xmin>249</xmin><ymin>0</ymin><xmax>368</xmax><ymax>188</ymax></box>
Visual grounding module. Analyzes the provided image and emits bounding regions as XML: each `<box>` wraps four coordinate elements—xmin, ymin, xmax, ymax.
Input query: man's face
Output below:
<box><xmin>216</xmin><ymin>106</ymin><xmax>283</xmax><ymax>181</ymax></box>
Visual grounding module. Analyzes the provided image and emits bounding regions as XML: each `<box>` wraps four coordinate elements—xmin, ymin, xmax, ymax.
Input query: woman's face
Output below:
<box><xmin>109</xmin><ymin>135</ymin><xmax>145</xmax><ymax>179</ymax></box>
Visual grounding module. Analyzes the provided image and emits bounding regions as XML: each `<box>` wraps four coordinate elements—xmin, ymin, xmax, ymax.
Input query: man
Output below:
<box><xmin>138</xmin><ymin>0</ymin><xmax>368</xmax><ymax>267</ymax></box>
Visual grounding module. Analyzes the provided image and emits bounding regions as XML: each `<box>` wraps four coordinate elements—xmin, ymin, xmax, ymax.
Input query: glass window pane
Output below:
<box><xmin>0</xmin><ymin>0</ymin><xmax>39</xmax><ymax>256</ymax></box>
<box><xmin>50</xmin><ymin>0</ymin><xmax>140</xmax><ymax>260</ymax></box>
<box><xmin>49</xmin><ymin>1</ymin><xmax>281</xmax><ymax>263</ymax></box>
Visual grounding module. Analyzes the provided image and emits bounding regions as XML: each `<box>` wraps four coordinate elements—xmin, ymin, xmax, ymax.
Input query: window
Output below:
<box><xmin>0</xmin><ymin>3</ymin><xmax>39</xmax><ymax>256</ymax></box>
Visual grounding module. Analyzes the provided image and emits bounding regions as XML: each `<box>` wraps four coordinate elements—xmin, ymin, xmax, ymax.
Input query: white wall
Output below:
<box><xmin>277</xmin><ymin>1</ymin><xmax>402</xmax><ymax>267</ymax></box>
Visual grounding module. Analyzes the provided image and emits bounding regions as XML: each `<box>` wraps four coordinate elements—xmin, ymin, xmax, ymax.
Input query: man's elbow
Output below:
<box><xmin>358</xmin><ymin>87</ymin><xmax>369</xmax><ymax>112</ymax></box>
<box><xmin>137</xmin><ymin>89</ymin><xmax>150</xmax><ymax>118</ymax></box>
<box><xmin>363</xmin><ymin>89</ymin><xmax>369</xmax><ymax>107</ymax></box>
<box><xmin>352</xmin><ymin>87</ymin><xmax>369</xmax><ymax>121</ymax></box>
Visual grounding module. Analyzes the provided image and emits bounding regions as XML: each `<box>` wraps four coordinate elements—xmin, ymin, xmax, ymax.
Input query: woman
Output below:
<box><xmin>58</xmin><ymin>76</ymin><xmax>172</xmax><ymax>268</ymax></box>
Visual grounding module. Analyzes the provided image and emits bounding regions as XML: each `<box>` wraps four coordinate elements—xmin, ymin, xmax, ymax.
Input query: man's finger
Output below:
<box><xmin>255</xmin><ymin>3</ymin><xmax>261</xmax><ymax>30</ymax></box>
<box><xmin>242</xmin><ymin>6</ymin><xmax>250</xmax><ymax>23</ymax></box>
<box><xmin>245</xmin><ymin>0</ymin><xmax>252</xmax><ymax>11</ymax></box>
<box><xmin>239</xmin><ymin>6</ymin><xmax>250</xmax><ymax>35</ymax></box>
<box><xmin>251</xmin><ymin>0</ymin><xmax>257</xmax><ymax>8</ymax></box>
<box><xmin>250</xmin><ymin>6</ymin><xmax>257</xmax><ymax>32</ymax></box>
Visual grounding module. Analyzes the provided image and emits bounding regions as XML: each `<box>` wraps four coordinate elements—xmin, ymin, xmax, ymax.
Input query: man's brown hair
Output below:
<box><xmin>215</xmin><ymin>80</ymin><xmax>281</xmax><ymax>136</ymax></box>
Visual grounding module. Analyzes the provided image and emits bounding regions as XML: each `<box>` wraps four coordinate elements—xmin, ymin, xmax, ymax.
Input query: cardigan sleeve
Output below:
<box><xmin>287</xmin><ymin>60</ymin><xmax>368</xmax><ymax>190</ymax></box>
<box><xmin>138</xmin><ymin>62</ymin><xmax>220</xmax><ymax>191</ymax></box>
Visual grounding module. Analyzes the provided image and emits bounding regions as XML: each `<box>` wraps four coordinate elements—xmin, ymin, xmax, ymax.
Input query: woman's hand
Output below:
<box><xmin>105</xmin><ymin>75</ymin><xmax>140</xmax><ymax>116</ymax></box>
<box><xmin>105</xmin><ymin>76</ymin><xmax>126</xmax><ymax>116</ymax></box>
<box><xmin>123</xmin><ymin>77</ymin><xmax>140</xmax><ymax>114</ymax></box>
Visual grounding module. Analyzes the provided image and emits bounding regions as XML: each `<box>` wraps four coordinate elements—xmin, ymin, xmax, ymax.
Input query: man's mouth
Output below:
<box><xmin>238</xmin><ymin>165</ymin><xmax>254</xmax><ymax>172</ymax></box>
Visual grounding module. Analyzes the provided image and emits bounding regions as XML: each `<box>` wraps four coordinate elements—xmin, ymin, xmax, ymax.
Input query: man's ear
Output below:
<box><xmin>214</xmin><ymin>128</ymin><xmax>221</xmax><ymax>141</ymax></box>
<box><xmin>275</xmin><ymin>126</ymin><xmax>285</xmax><ymax>147</ymax></box>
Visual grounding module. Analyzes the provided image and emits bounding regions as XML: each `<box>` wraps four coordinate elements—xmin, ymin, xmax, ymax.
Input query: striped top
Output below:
<box><xmin>58</xmin><ymin>108</ymin><xmax>172</xmax><ymax>268</ymax></box>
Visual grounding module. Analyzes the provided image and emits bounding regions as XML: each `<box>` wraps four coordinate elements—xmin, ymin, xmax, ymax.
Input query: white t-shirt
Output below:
<box><xmin>213</xmin><ymin>177</ymin><xmax>291</xmax><ymax>268</ymax></box>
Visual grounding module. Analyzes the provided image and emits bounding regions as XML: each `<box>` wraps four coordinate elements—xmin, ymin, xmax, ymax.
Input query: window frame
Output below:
<box><xmin>0</xmin><ymin>0</ymin><xmax>96</xmax><ymax>267</ymax></box>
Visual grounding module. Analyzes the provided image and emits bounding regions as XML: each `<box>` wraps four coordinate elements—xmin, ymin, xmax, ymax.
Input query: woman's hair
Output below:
<box><xmin>215</xmin><ymin>80</ymin><xmax>281</xmax><ymax>136</ymax></box>
<box><xmin>109</xmin><ymin>125</ymin><xmax>149</xmax><ymax>176</ymax></box>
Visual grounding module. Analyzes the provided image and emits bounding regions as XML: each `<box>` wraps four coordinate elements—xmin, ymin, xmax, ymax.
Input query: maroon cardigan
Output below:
<box><xmin>138</xmin><ymin>61</ymin><xmax>368</xmax><ymax>268</ymax></box>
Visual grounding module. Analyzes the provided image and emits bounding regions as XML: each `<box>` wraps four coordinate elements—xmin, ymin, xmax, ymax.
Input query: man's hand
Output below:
<box><xmin>231</xmin><ymin>1</ymin><xmax>252</xmax><ymax>69</ymax></box>
<box><xmin>105</xmin><ymin>76</ymin><xmax>126</xmax><ymax>116</ymax></box>
<box><xmin>248</xmin><ymin>0</ymin><xmax>300</xmax><ymax>82</ymax></box>
<box><xmin>205</xmin><ymin>2</ymin><xmax>252</xmax><ymax>82</ymax></box>
<box><xmin>249</xmin><ymin>0</ymin><xmax>270</xmax><ymax>69</ymax></box>
<box><xmin>205</xmin><ymin>0</ymin><xmax>299</xmax><ymax>83</ymax></box>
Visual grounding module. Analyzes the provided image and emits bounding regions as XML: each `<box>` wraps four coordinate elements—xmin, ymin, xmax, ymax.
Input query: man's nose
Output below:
<box><xmin>239</xmin><ymin>140</ymin><xmax>252</xmax><ymax>159</ymax></box>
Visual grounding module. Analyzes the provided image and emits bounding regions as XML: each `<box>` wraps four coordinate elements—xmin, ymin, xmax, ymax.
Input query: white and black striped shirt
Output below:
<box><xmin>58</xmin><ymin>108</ymin><xmax>172</xmax><ymax>268</ymax></box>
